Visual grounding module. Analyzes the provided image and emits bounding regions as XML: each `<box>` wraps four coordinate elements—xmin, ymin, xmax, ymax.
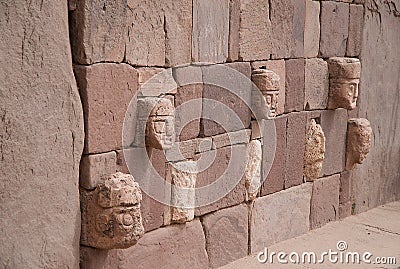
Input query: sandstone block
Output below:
<box><xmin>304</xmin><ymin>0</ymin><xmax>320</xmax><ymax>57</ymax></box>
<box><xmin>347</xmin><ymin>4</ymin><xmax>364</xmax><ymax>57</ymax></box>
<box><xmin>119</xmin><ymin>219</ymin><xmax>209</xmax><ymax>269</ymax></box>
<box><xmin>70</xmin><ymin>0</ymin><xmax>126</xmax><ymax>64</ymax></box>
<box><xmin>80</xmin><ymin>152</ymin><xmax>117</xmax><ymax>190</ymax></box>
<box><xmin>251</xmin><ymin>183</ymin><xmax>312</xmax><ymax>253</ymax></box>
<box><xmin>339</xmin><ymin>201</ymin><xmax>352</xmax><ymax>220</ymax></box>
<box><xmin>202</xmin><ymin>204</ymin><xmax>248</xmax><ymax>268</ymax></box>
<box><xmin>228</xmin><ymin>0</ymin><xmax>240</xmax><ymax>61</ymax></box>
<box><xmin>165</xmin><ymin>139</ymin><xmax>197</xmax><ymax>162</ymax></box>
<box><xmin>212</xmin><ymin>129</ymin><xmax>251</xmax><ymax>149</ymax></box>
<box><xmin>192</xmin><ymin>0</ymin><xmax>229</xmax><ymax>63</ymax></box>
<box><xmin>319</xmin><ymin>1</ymin><xmax>349</xmax><ymax>57</ymax></box>
<box><xmin>245</xmin><ymin>140</ymin><xmax>262</xmax><ymax>200</ymax></box>
<box><xmin>137</xmin><ymin>68</ymin><xmax>177</xmax><ymax>97</ymax></box>
<box><xmin>74</xmin><ymin>63</ymin><xmax>139</xmax><ymax>154</ymax></box>
<box><xmin>196</xmin><ymin>138</ymin><xmax>213</xmax><ymax>153</ymax></box>
<box><xmin>304</xmin><ymin>58</ymin><xmax>329</xmax><ymax>110</ymax></box>
<box><xmin>285</xmin><ymin>59</ymin><xmax>305</xmax><ymax>113</ymax></box>
<box><xmin>310</xmin><ymin>174</ymin><xmax>340</xmax><ymax>229</ymax></box>
<box><xmin>339</xmin><ymin>171</ymin><xmax>352</xmax><ymax>203</ymax></box>
<box><xmin>80</xmin><ymin>247</ymin><xmax>118</xmax><ymax>269</ymax></box>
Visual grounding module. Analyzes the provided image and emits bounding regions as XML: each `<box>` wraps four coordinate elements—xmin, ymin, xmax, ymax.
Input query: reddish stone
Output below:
<box><xmin>310</xmin><ymin>174</ymin><xmax>340</xmax><ymax>230</ymax></box>
<box><xmin>347</xmin><ymin>4</ymin><xmax>364</xmax><ymax>57</ymax></box>
<box><xmin>304</xmin><ymin>58</ymin><xmax>329</xmax><ymax>110</ymax></box>
<box><xmin>228</xmin><ymin>0</ymin><xmax>240</xmax><ymax>62</ymax></box>
<box><xmin>304</xmin><ymin>0</ymin><xmax>320</xmax><ymax>58</ymax></box>
<box><xmin>202</xmin><ymin>204</ymin><xmax>248</xmax><ymax>268</ymax></box>
<box><xmin>74</xmin><ymin>63</ymin><xmax>139</xmax><ymax>154</ymax></box>
<box><xmin>285</xmin><ymin>59</ymin><xmax>305</xmax><ymax>113</ymax></box>
<box><xmin>340</xmin><ymin>171</ymin><xmax>353</xmax><ymax>204</ymax></box>
<box><xmin>339</xmin><ymin>201</ymin><xmax>352</xmax><ymax>220</ymax></box>
<box><xmin>80</xmin><ymin>247</ymin><xmax>118</xmax><ymax>269</ymax></box>
<box><xmin>285</xmin><ymin>112</ymin><xmax>307</xmax><ymax>189</ymax></box>
<box><xmin>261</xmin><ymin>116</ymin><xmax>287</xmax><ymax>196</ymax></box>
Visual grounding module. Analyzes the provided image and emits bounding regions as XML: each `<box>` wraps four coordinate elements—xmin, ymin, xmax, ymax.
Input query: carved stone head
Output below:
<box><xmin>81</xmin><ymin>172</ymin><xmax>144</xmax><ymax>249</ymax></box>
<box><xmin>328</xmin><ymin>57</ymin><xmax>361</xmax><ymax>110</ymax></box>
<box><xmin>346</xmin><ymin>118</ymin><xmax>372</xmax><ymax>170</ymax></box>
<box><xmin>304</xmin><ymin>120</ymin><xmax>326</xmax><ymax>181</ymax></box>
<box><xmin>252</xmin><ymin>69</ymin><xmax>280</xmax><ymax>118</ymax></box>
<box><xmin>146</xmin><ymin>98</ymin><xmax>175</xmax><ymax>150</ymax></box>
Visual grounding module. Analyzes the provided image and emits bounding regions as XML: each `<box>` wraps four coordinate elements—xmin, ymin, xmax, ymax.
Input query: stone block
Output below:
<box><xmin>251</xmin><ymin>60</ymin><xmax>286</xmax><ymax>115</ymax></box>
<box><xmin>320</xmin><ymin>109</ymin><xmax>347</xmax><ymax>176</ymax></box>
<box><xmin>201</xmin><ymin>63</ymin><xmax>252</xmax><ymax>136</ymax></box>
<box><xmin>251</xmin><ymin>121</ymin><xmax>261</xmax><ymax>140</ymax></box>
<box><xmin>70</xmin><ymin>0</ymin><xmax>126</xmax><ymax>64</ymax></box>
<box><xmin>340</xmin><ymin>171</ymin><xmax>353</xmax><ymax>204</ymax></box>
<box><xmin>303</xmin><ymin>120</ymin><xmax>326</xmax><ymax>181</ymax></box>
<box><xmin>74</xmin><ymin>63</ymin><xmax>139</xmax><ymax>154</ymax></box>
<box><xmin>319</xmin><ymin>1</ymin><xmax>350</xmax><ymax>57</ymax></box>
<box><xmin>310</xmin><ymin>174</ymin><xmax>340</xmax><ymax>230</ymax></box>
<box><xmin>285</xmin><ymin>112</ymin><xmax>307</xmax><ymax>188</ymax></box>
<box><xmin>251</xmin><ymin>183</ymin><xmax>313</xmax><ymax>253</ymax></box>
<box><xmin>285</xmin><ymin>59</ymin><xmax>305</xmax><ymax>113</ymax></box>
<box><xmin>164</xmin><ymin>139</ymin><xmax>197</xmax><ymax>162</ymax></box>
<box><xmin>192</xmin><ymin>0</ymin><xmax>229</xmax><ymax>63</ymax></box>
<box><xmin>228</xmin><ymin>0</ymin><xmax>240</xmax><ymax>61</ymax></box>
<box><xmin>196</xmin><ymin>138</ymin><xmax>213</xmax><ymax>153</ymax></box>
<box><xmin>245</xmin><ymin>140</ymin><xmax>262</xmax><ymax>200</ymax></box>
<box><xmin>137</xmin><ymin>68</ymin><xmax>177</xmax><ymax>97</ymax></box>
<box><xmin>339</xmin><ymin>201</ymin><xmax>352</xmax><ymax>220</ymax></box>
<box><xmin>261</xmin><ymin>116</ymin><xmax>287</xmax><ymax>196</ymax></box>
<box><xmin>212</xmin><ymin>129</ymin><xmax>251</xmax><ymax>149</ymax></box>
<box><xmin>195</xmin><ymin>145</ymin><xmax>247</xmax><ymax>216</ymax></box>
<box><xmin>80</xmin><ymin>247</ymin><xmax>118</xmax><ymax>269</ymax></box>
<box><xmin>347</xmin><ymin>4</ymin><xmax>364</xmax><ymax>57</ymax></box>
<box><xmin>202</xmin><ymin>204</ymin><xmax>248</xmax><ymax>268</ymax></box>
<box><xmin>304</xmin><ymin>0</ymin><xmax>320</xmax><ymax>58</ymax></box>
<box><xmin>80</xmin><ymin>152</ymin><xmax>117</xmax><ymax>190</ymax></box>
<box><xmin>304</xmin><ymin>58</ymin><xmax>329</xmax><ymax>110</ymax></box>
<box><xmin>119</xmin><ymin>219</ymin><xmax>209</xmax><ymax>269</ymax></box>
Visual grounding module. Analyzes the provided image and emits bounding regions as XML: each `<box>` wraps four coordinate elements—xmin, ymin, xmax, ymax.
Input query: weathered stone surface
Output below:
<box><xmin>137</xmin><ymin>68</ymin><xmax>177</xmax><ymax>97</ymax></box>
<box><xmin>192</xmin><ymin>0</ymin><xmax>229</xmax><ymax>63</ymax></box>
<box><xmin>119</xmin><ymin>219</ymin><xmax>209</xmax><ymax>269</ymax></box>
<box><xmin>339</xmin><ymin>201</ymin><xmax>352</xmax><ymax>220</ymax></box>
<box><xmin>251</xmin><ymin>183</ymin><xmax>312</xmax><ymax>253</ymax></box>
<box><xmin>320</xmin><ymin>109</ymin><xmax>347</xmax><ymax>176</ymax></box>
<box><xmin>340</xmin><ymin>171</ymin><xmax>352</xmax><ymax>204</ymax></box>
<box><xmin>228</xmin><ymin>0</ymin><xmax>240</xmax><ymax>61</ymax></box>
<box><xmin>164</xmin><ymin>139</ymin><xmax>197</xmax><ymax>162</ymax></box>
<box><xmin>310</xmin><ymin>174</ymin><xmax>340</xmax><ymax>230</ymax></box>
<box><xmin>202</xmin><ymin>204</ymin><xmax>248</xmax><ymax>268</ymax></box>
<box><xmin>261</xmin><ymin>116</ymin><xmax>287</xmax><ymax>196</ymax></box>
<box><xmin>285</xmin><ymin>59</ymin><xmax>305</xmax><ymax>112</ymax></box>
<box><xmin>75</xmin><ymin>63</ymin><xmax>138</xmax><ymax>154</ymax></box>
<box><xmin>328</xmin><ymin>57</ymin><xmax>361</xmax><ymax>79</ymax></box>
<box><xmin>352</xmin><ymin>0</ymin><xmax>400</xmax><ymax>213</ymax></box>
<box><xmin>346</xmin><ymin>118</ymin><xmax>372</xmax><ymax>170</ymax></box>
<box><xmin>0</xmin><ymin>2</ymin><xmax>84</xmax><ymax>267</ymax></box>
<box><xmin>285</xmin><ymin>112</ymin><xmax>307</xmax><ymax>188</ymax></box>
<box><xmin>196</xmin><ymin>137</ymin><xmax>213</xmax><ymax>153</ymax></box>
<box><xmin>80</xmin><ymin>152</ymin><xmax>117</xmax><ymax>190</ymax></box>
<box><xmin>304</xmin><ymin>120</ymin><xmax>326</xmax><ymax>181</ymax></box>
<box><xmin>245</xmin><ymin>140</ymin><xmax>262</xmax><ymax>200</ymax></box>
<box><xmin>80</xmin><ymin>173</ymin><xmax>144</xmax><ymax>249</ymax></box>
<box><xmin>319</xmin><ymin>1</ymin><xmax>349</xmax><ymax>57</ymax></box>
<box><xmin>304</xmin><ymin>58</ymin><xmax>329</xmax><ymax>110</ymax></box>
<box><xmin>70</xmin><ymin>0</ymin><xmax>126</xmax><ymax>64</ymax></box>
<box><xmin>347</xmin><ymin>4</ymin><xmax>364</xmax><ymax>57</ymax></box>
<box><xmin>304</xmin><ymin>0</ymin><xmax>320</xmax><ymax>58</ymax></box>
<box><xmin>212</xmin><ymin>129</ymin><xmax>251</xmax><ymax>149</ymax></box>
<box><xmin>252</xmin><ymin>60</ymin><xmax>286</xmax><ymax>115</ymax></box>
<box><xmin>80</xmin><ymin>247</ymin><xmax>118</xmax><ymax>269</ymax></box>
<box><xmin>252</xmin><ymin>69</ymin><xmax>280</xmax><ymax>118</ymax></box>
<box><xmin>201</xmin><ymin>62</ymin><xmax>252</xmax><ymax>136</ymax></box>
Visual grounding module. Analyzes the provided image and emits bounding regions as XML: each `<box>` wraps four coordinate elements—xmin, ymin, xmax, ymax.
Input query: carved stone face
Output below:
<box><xmin>252</xmin><ymin>69</ymin><xmax>280</xmax><ymax>118</ymax></box>
<box><xmin>146</xmin><ymin>98</ymin><xmax>175</xmax><ymax>150</ymax></box>
<box><xmin>304</xmin><ymin>120</ymin><xmax>326</xmax><ymax>181</ymax></box>
<box><xmin>81</xmin><ymin>172</ymin><xmax>144</xmax><ymax>249</ymax></box>
<box><xmin>329</xmin><ymin>78</ymin><xmax>359</xmax><ymax>109</ymax></box>
<box><xmin>346</xmin><ymin>118</ymin><xmax>372</xmax><ymax>170</ymax></box>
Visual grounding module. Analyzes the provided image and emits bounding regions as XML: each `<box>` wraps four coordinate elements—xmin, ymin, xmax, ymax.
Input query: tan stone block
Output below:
<box><xmin>195</xmin><ymin>137</ymin><xmax>213</xmax><ymax>153</ymax></box>
<box><xmin>211</xmin><ymin>129</ymin><xmax>251</xmax><ymax>149</ymax></box>
<box><xmin>251</xmin><ymin>183</ymin><xmax>313</xmax><ymax>253</ymax></box>
<box><xmin>202</xmin><ymin>204</ymin><xmax>248</xmax><ymax>268</ymax></box>
<box><xmin>347</xmin><ymin>4</ymin><xmax>364</xmax><ymax>57</ymax></box>
<box><xmin>319</xmin><ymin>1</ymin><xmax>349</xmax><ymax>57</ymax></box>
<box><xmin>310</xmin><ymin>174</ymin><xmax>340</xmax><ymax>230</ymax></box>
<box><xmin>285</xmin><ymin>59</ymin><xmax>305</xmax><ymax>113</ymax></box>
<box><xmin>137</xmin><ymin>68</ymin><xmax>177</xmax><ymax>97</ymax></box>
<box><xmin>70</xmin><ymin>0</ymin><xmax>126</xmax><ymax>64</ymax></box>
<box><xmin>74</xmin><ymin>63</ymin><xmax>139</xmax><ymax>154</ymax></box>
<box><xmin>192</xmin><ymin>0</ymin><xmax>229</xmax><ymax>63</ymax></box>
<box><xmin>80</xmin><ymin>152</ymin><xmax>117</xmax><ymax>190</ymax></box>
<box><xmin>245</xmin><ymin>140</ymin><xmax>262</xmax><ymax>200</ymax></box>
<box><xmin>340</xmin><ymin>171</ymin><xmax>352</xmax><ymax>203</ymax></box>
<box><xmin>164</xmin><ymin>139</ymin><xmax>197</xmax><ymax>162</ymax></box>
<box><xmin>228</xmin><ymin>0</ymin><xmax>240</xmax><ymax>62</ymax></box>
<box><xmin>304</xmin><ymin>58</ymin><xmax>329</xmax><ymax>110</ymax></box>
<box><xmin>304</xmin><ymin>0</ymin><xmax>320</xmax><ymax>58</ymax></box>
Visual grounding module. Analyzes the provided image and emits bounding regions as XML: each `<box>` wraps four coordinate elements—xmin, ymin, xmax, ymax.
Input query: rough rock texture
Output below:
<box><xmin>0</xmin><ymin>2</ymin><xmax>84</xmax><ymax>268</ymax></box>
<box><xmin>347</xmin><ymin>4</ymin><xmax>364</xmax><ymax>57</ymax></box>
<box><xmin>80</xmin><ymin>151</ymin><xmax>117</xmax><ymax>190</ymax></box>
<box><xmin>304</xmin><ymin>58</ymin><xmax>329</xmax><ymax>110</ymax></box>
<box><xmin>285</xmin><ymin>59</ymin><xmax>305</xmax><ymax>113</ymax></box>
<box><xmin>244</xmin><ymin>140</ymin><xmax>262</xmax><ymax>200</ymax></box>
<box><xmin>251</xmin><ymin>183</ymin><xmax>312</xmax><ymax>253</ymax></box>
<box><xmin>346</xmin><ymin>118</ymin><xmax>372</xmax><ymax>170</ymax></box>
<box><xmin>310</xmin><ymin>174</ymin><xmax>340</xmax><ymax>230</ymax></box>
<box><xmin>202</xmin><ymin>204</ymin><xmax>248</xmax><ymax>268</ymax></box>
<box><xmin>304</xmin><ymin>0</ymin><xmax>320</xmax><ymax>57</ymax></box>
<box><xmin>304</xmin><ymin>120</ymin><xmax>326</xmax><ymax>181</ymax></box>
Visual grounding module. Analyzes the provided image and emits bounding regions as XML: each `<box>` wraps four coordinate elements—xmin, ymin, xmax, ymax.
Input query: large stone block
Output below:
<box><xmin>319</xmin><ymin>1</ymin><xmax>350</xmax><ymax>57</ymax></box>
<box><xmin>228</xmin><ymin>0</ymin><xmax>240</xmax><ymax>61</ymax></box>
<box><xmin>304</xmin><ymin>58</ymin><xmax>329</xmax><ymax>110</ymax></box>
<box><xmin>119</xmin><ymin>219</ymin><xmax>209</xmax><ymax>269</ymax></box>
<box><xmin>74</xmin><ymin>63</ymin><xmax>139</xmax><ymax>154</ymax></box>
<box><xmin>251</xmin><ymin>183</ymin><xmax>312</xmax><ymax>253</ymax></box>
<box><xmin>347</xmin><ymin>4</ymin><xmax>364</xmax><ymax>57</ymax></box>
<box><xmin>310</xmin><ymin>174</ymin><xmax>340</xmax><ymax>230</ymax></box>
<box><xmin>339</xmin><ymin>171</ymin><xmax>352</xmax><ymax>204</ymax></box>
<box><xmin>304</xmin><ymin>0</ymin><xmax>320</xmax><ymax>58</ymax></box>
<box><xmin>80</xmin><ymin>151</ymin><xmax>117</xmax><ymax>190</ymax></box>
<box><xmin>202</xmin><ymin>204</ymin><xmax>248</xmax><ymax>268</ymax></box>
<box><xmin>70</xmin><ymin>0</ymin><xmax>127</xmax><ymax>64</ymax></box>
<box><xmin>192</xmin><ymin>0</ymin><xmax>229</xmax><ymax>63</ymax></box>
<box><xmin>285</xmin><ymin>112</ymin><xmax>307</xmax><ymax>188</ymax></box>
<box><xmin>285</xmin><ymin>59</ymin><xmax>305</xmax><ymax>113</ymax></box>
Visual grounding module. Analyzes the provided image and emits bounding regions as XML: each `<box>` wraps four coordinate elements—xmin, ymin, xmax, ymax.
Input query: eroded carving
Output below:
<box><xmin>252</xmin><ymin>69</ymin><xmax>280</xmax><ymax>118</ymax></box>
<box><xmin>244</xmin><ymin>140</ymin><xmax>262</xmax><ymax>200</ymax></box>
<box><xmin>80</xmin><ymin>172</ymin><xmax>144</xmax><ymax>249</ymax></box>
<box><xmin>346</xmin><ymin>118</ymin><xmax>372</xmax><ymax>170</ymax></box>
<box><xmin>328</xmin><ymin>57</ymin><xmax>361</xmax><ymax>110</ymax></box>
<box><xmin>304</xmin><ymin>120</ymin><xmax>326</xmax><ymax>181</ymax></box>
